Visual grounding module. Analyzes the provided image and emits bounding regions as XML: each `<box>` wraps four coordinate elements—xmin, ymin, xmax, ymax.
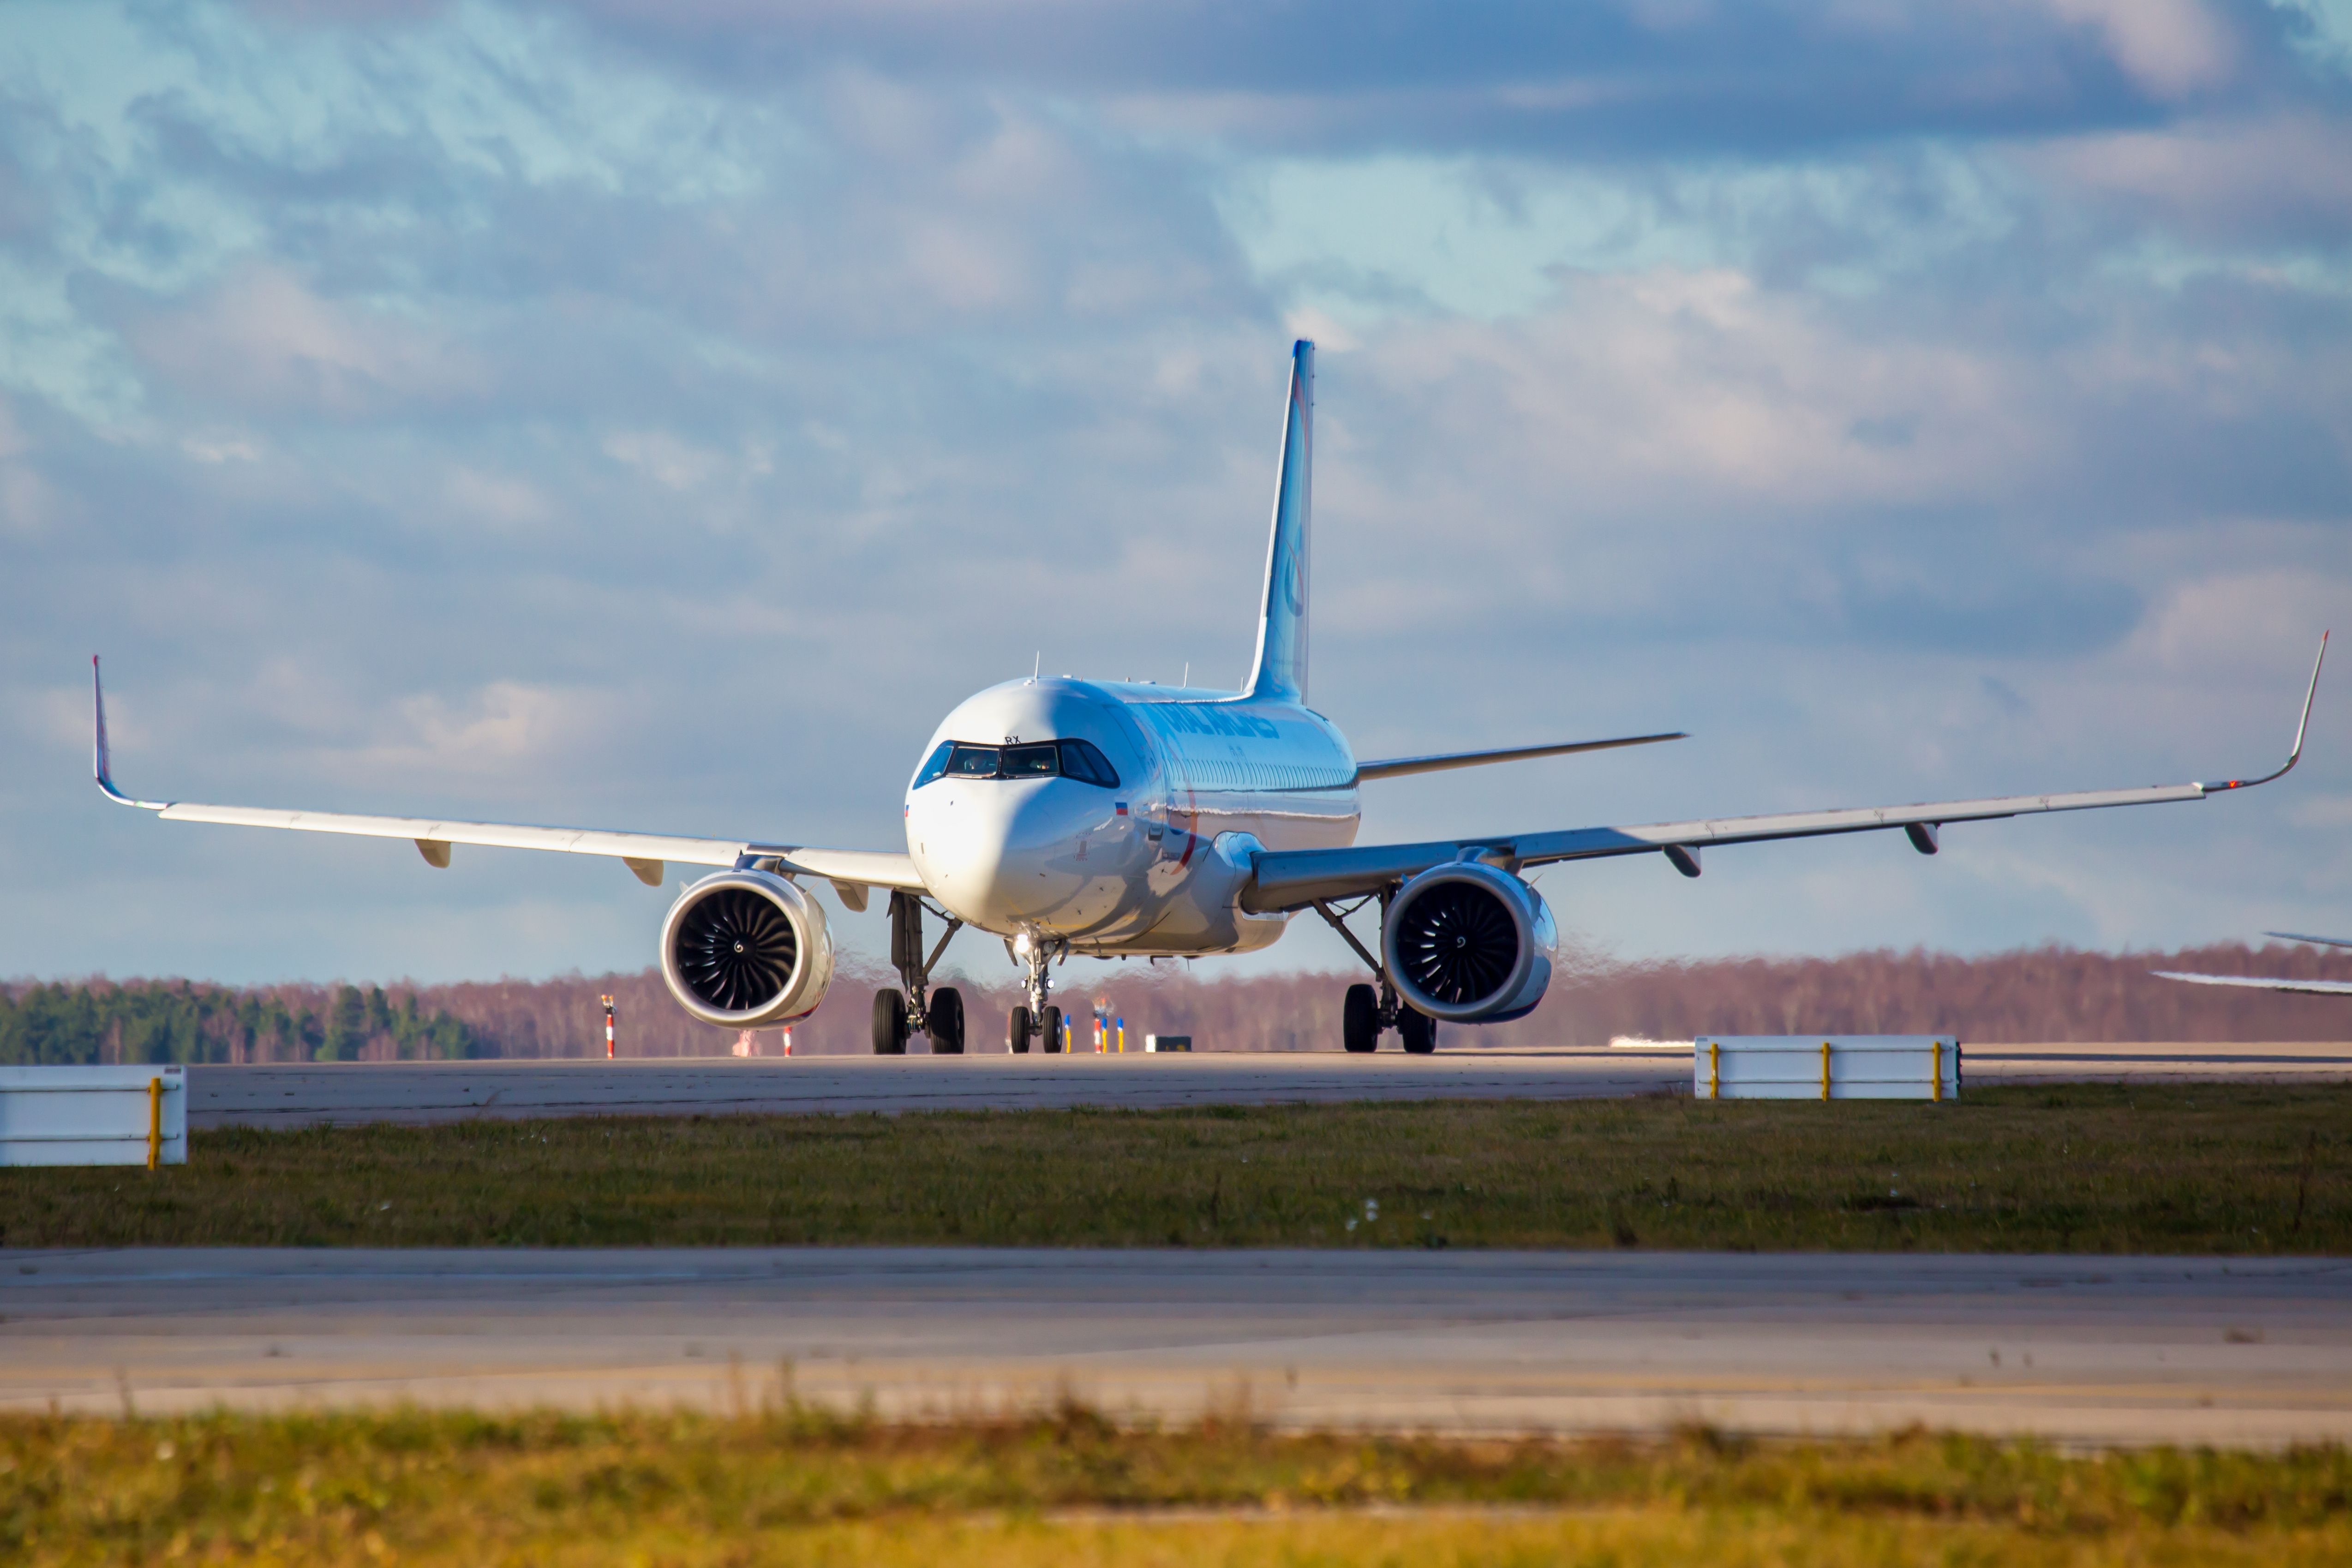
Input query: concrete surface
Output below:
<box><xmin>188</xmin><ymin>1051</ymin><xmax>1688</xmax><ymax>1128</ymax></box>
<box><xmin>6</xmin><ymin>1248</ymin><xmax>2346</xmax><ymax>1447</ymax></box>
<box><xmin>186</xmin><ymin>1042</ymin><xmax>2352</xmax><ymax>1130</ymax></box>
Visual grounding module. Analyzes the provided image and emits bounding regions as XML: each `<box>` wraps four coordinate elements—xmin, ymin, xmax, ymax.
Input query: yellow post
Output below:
<box><xmin>1820</xmin><ymin>1040</ymin><xmax>1832</xmax><ymax>1101</ymax></box>
<box><xmin>1707</xmin><ymin>1041</ymin><xmax>1720</xmax><ymax>1100</ymax></box>
<box><xmin>146</xmin><ymin>1075</ymin><xmax>162</xmax><ymax>1171</ymax></box>
<box><xmin>1932</xmin><ymin>1040</ymin><xmax>1944</xmax><ymax>1102</ymax></box>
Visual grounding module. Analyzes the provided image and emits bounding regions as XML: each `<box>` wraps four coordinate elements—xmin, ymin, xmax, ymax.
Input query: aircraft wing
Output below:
<box><xmin>2154</xmin><ymin>971</ymin><xmax>2352</xmax><ymax>997</ymax></box>
<box><xmin>1245</xmin><ymin>633</ymin><xmax>2327</xmax><ymax>913</ymax></box>
<box><xmin>90</xmin><ymin>660</ymin><xmax>924</xmax><ymax>894</ymax></box>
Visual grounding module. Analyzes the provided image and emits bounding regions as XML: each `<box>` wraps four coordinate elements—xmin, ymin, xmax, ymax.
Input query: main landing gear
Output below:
<box><xmin>1006</xmin><ymin>934</ymin><xmax>1064</xmax><ymax>1055</ymax></box>
<box><xmin>1319</xmin><ymin>893</ymin><xmax>1438</xmax><ymax>1055</ymax></box>
<box><xmin>873</xmin><ymin>890</ymin><xmax>967</xmax><ymax>1055</ymax></box>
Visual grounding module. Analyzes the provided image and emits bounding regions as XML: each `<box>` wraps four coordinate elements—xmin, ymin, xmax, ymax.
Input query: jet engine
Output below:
<box><xmin>1381</xmin><ymin>861</ymin><xmax>1556</xmax><ymax>1023</ymax></box>
<box><xmin>658</xmin><ymin>870</ymin><xmax>836</xmax><ymax>1027</ymax></box>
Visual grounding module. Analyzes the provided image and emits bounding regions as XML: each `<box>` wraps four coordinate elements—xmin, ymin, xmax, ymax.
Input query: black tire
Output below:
<box><xmin>1007</xmin><ymin>1004</ymin><xmax>1032</xmax><ymax>1054</ymax></box>
<box><xmin>1398</xmin><ymin>1005</ymin><xmax>1438</xmax><ymax>1055</ymax></box>
<box><xmin>1041</xmin><ymin>1004</ymin><xmax>1063</xmax><ymax>1054</ymax></box>
<box><xmin>929</xmin><ymin>987</ymin><xmax>965</xmax><ymax>1055</ymax></box>
<box><xmin>871</xmin><ymin>988</ymin><xmax>909</xmax><ymax>1055</ymax></box>
<box><xmin>1342</xmin><ymin>984</ymin><xmax>1379</xmax><ymax>1053</ymax></box>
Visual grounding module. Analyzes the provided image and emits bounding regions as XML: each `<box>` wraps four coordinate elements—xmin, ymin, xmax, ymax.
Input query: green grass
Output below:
<box><xmin>5</xmin><ymin>1406</ymin><xmax>2348</xmax><ymax>1566</ymax></box>
<box><xmin>3</xmin><ymin>1083</ymin><xmax>2348</xmax><ymax>1252</ymax></box>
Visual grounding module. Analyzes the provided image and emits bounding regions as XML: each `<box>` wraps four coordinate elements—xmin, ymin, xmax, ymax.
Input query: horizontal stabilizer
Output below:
<box><xmin>1356</xmin><ymin>730</ymin><xmax>1684</xmax><ymax>783</ymax></box>
<box><xmin>2266</xmin><ymin>931</ymin><xmax>2352</xmax><ymax>950</ymax></box>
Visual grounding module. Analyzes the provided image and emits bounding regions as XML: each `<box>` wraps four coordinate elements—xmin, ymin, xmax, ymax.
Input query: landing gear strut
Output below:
<box><xmin>1317</xmin><ymin>892</ymin><xmax>1436</xmax><ymax>1055</ymax></box>
<box><xmin>1007</xmin><ymin>936</ymin><xmax>1064</xmax><ymax>1055</ymax></box>
<box><xmin>874</xmin><ymin>890</ymin><xmax>965</xmax><ymax>1055</ymax></box>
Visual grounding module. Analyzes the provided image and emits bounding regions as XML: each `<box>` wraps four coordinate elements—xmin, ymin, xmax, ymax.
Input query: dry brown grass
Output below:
<box><xmin>4</xmin><ymin>1404</ymin><xmax>2349</xmax><ymax>1566</ymax></box>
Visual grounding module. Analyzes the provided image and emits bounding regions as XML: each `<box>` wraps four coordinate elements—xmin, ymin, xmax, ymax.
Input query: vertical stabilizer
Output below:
<box><xmin>1245</xmin><ymin>340</ymin><xmax>1312</xmax><ymax>703</ymax></box>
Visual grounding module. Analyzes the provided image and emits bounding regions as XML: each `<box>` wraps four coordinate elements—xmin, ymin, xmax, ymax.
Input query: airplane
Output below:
<box><xmin>93</xmin><ymin>342</ymin><xmax>2330</xmax><ymax>1057</ymax></box>
<box><xmin>2156</xmin><ymin>933</ymin><xmax>2352</xmax><ymax>996</ymax></box>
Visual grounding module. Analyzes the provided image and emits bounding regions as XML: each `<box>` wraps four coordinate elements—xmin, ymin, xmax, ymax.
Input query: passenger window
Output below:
<box><xmin>913</xmin><ymin>741</ymin><xmax>955</xmax><ymax>789</ymax></box>
<box><xmin>1058</xmin><ymin>738</ymin><xmax>1121</xmax><ymax>787</ymax></box>
<box><xmin>946</xmin><ymin>744</ymin><xmax>1001</xmax><ymax>778</ymax></box>
<box><xmin>1002</xmin><ymin>743</ymin><xmax>1060</xmax><ymax>778</ymax></box>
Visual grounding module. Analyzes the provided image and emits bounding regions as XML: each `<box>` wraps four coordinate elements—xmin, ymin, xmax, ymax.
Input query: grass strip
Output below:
<box><xmin>3</xmin><ymin>1083</ymin><xmax>2349</xmax><ymax>1251</ymax></box>
<box><xmin>4</xmin><ymin>1405</ymin><xmax>2348</xmax><ymax>1566</ymax></box>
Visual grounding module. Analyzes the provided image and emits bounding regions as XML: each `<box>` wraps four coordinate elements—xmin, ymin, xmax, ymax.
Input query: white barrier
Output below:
<box><xmin>1144</xmin><ymin>1035</ymin><xmax>1192</xmax><ymax>1053</ymax></box>
<box><xmin>0</xmin><ymin>1065</ymin><xmax>188</xmax><ymax>1166</ymax></box>
<box><xmin>1695</xmin><ymin>1036</ymin><xmax>1959</xmax><ymax>1101</ymax></box>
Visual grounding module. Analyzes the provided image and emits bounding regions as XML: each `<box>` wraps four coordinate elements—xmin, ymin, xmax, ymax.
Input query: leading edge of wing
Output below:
<box><xmin>93</xmin><ymin>658</ymin><xmax>922</xmax><ymax>890</ymax></box>
<box><xmin>148</xmin><ymin>802</ymin><xmax>925</xmax><ymax>889</ymax></box>
<box><xmin>1245</xmin><ymin>779</ymin><xmax>2208</xmax><ymax>910</ymax></box>
<box><xmin>2154</xmin><ymin>970</ymin><xmax>2352</xmax><ymax>997</ymax></box>
<box><xmin>1243</xmin><ymin>634</ymin><xmax>2327</xmax><ymax>912</ymax></box>
<box><xmin>1355</xmin><ymin>730</ymin><xmax>1686</xmax><ymax>782</ymax></box>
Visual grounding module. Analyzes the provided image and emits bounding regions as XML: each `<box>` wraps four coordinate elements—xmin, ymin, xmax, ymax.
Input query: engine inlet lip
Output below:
<box><xmin>1380</xmin><ymin>861</ymin><xmax>1540</xmax><ymax>1023</ymax></box>
<box><xmin>658</xmin><ymin>869</ymin><xmax>823</xmax><ymax>1028</ymax></box>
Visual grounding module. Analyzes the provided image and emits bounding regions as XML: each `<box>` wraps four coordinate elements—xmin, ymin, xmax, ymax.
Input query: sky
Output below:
<box><xmin>2</xmin><ymin>0</ymin><xmax>2349</xmax><ymax>989</ymax></box>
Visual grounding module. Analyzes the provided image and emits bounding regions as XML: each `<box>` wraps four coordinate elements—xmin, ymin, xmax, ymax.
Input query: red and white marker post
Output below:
<box><xmin>600</xmin><ymin>994</ymin><xmax>616</xmax><ymax>1059</ymax></box>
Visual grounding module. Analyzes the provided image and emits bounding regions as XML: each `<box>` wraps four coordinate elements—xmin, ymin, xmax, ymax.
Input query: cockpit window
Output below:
<box><xmin>946</xmin><ymin>744</ymin><xmax>1001</xmax><ymax>778</ymax></box>
<box><xmin>912</xmin><ymin>737</ymin><xmax>1122</xmax><ymax>789</ymax></box>
<box><xmin>1059</xmin><ymin>738</ymin><xmax>1120</xmax><ymax>787</ymax></box>
<box><xmin>1002</xmin><ymin>743</ymin><xmax>1059</xmax><ymax>777</ymax></box>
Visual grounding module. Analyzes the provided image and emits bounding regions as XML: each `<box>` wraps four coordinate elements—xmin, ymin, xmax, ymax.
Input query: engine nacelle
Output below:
<box><xmin>1382</xmin><ymin>861</ymin><xmax>1556</xmax><ymax>1023</ymax></box>
<box><xmin>658</xmin><ymin>870</ymin><xmax>835</xmax><ymax>1027</ymax></box>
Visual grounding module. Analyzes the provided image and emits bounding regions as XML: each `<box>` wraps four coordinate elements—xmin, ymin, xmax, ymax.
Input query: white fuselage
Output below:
<box><xmin>904</xmin><ymin>678</ymin><xmax>1360</xmax><ymax>955</ymax></box>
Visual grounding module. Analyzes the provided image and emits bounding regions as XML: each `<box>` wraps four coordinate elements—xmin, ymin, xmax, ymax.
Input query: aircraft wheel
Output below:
<box><xmin>1041</xmin><ymin>1004</ymin><xmax>1064</xmax><ymax>1054</ymax></box>
<box><xmin>1007</xmin><ymin>1004</ymin><xmax>1033</xmax><ymax>1054</ymax></box>
<box><xmin>872</xmin><ymin>988</ymin><xmax>910</xmax><ymax>1055</ymax></box>
<box><xmin>1398</xmin><ymin>1006</ymin><xmax>1438</xmax><ymax>1055</ymax></box>
<box><xmin>929</xmin><ymin>987</ymin><xmax>966</xmax><ymax>1055</ymax></box>
<box><xmin>1342</xmin><ymin>984</ymin><xmax>1379</xmax><ymax>1053</ymax></box>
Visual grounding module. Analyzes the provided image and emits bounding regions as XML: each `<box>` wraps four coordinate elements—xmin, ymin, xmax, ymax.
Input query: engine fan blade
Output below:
<box><xmin>1399</xmin><ymin>881</ymin><xmax>1518</xmax><ymax>1005</ymax></box>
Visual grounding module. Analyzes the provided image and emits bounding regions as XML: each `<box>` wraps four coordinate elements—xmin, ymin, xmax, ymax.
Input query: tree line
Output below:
<box><xmin>0</xmin><ymin>980</ymin><xmax>481</xmax><ymax>1066</ymax></box>
<box><xmin>9</xmin><ymin>939</ymin><xmax>2346</xmax><ymax>1063</ymax></box>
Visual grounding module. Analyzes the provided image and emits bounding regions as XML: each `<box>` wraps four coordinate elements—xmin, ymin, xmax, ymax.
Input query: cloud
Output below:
<box><xmin>2028</xmin><ymin>111</ymin><xmax>2352</xmax><ymax>245</ymax></box>
<box><xmin>2038</xmin><ymin>0</ymin><xmax>2242</xmax><ymax>99</ymax></box>
<box><xmin>117</xmin><ymin>265</ymin><xmax>485</xmax><ymax>417</ymax></box>
<box><xmin>0</xmin><ymin>0</ymin><xmax>2344</xmax><ymax>986</ymax></box>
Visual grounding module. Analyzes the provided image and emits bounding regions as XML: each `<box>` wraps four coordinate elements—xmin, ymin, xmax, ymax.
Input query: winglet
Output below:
<box><xmin>92</xmin><ymin>656</ymin><xmax>167</xmax><ymax>810</ymax></box>
<box><xmin>2204</xmin><ymin>630</ymin><xmax>2327</xmax><ymax>793</ymax></box>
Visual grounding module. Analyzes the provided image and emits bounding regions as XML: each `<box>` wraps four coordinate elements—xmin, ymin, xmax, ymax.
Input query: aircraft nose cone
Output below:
<box><xmin>907</xmin><ymin>781</ymin><xmax>1108</xmax><ymax>929</ymax></box>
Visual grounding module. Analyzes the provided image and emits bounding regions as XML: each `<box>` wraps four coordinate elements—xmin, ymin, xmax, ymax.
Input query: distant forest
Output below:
<box><xmin>6</xmin><ymin>940</ymin><xmax>2349</xmax><ymax>1064</ymax></box>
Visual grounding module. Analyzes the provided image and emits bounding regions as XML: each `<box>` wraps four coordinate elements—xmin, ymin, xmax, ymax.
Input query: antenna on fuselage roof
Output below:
<box><xmin>1182</xmin><ymin>662</ymin><xmax>1189</xmax><ymax>688</ymax></box>
<box><xmin>1032</xmin><ymin>652</ymin><xmax>1040</xmax><ymax>682</ymax></box>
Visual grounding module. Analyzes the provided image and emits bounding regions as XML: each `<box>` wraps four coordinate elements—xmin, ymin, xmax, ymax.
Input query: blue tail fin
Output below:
<box><xmin>1245</xmin><ymin>340</ymin><xmax>1312</xmax><ymax>703</ymax></box>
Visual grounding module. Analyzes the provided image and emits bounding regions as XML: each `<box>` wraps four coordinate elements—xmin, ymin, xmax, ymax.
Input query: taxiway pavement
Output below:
<box><xmin>186</xmin><ymin>1043</ymin><xmax>2352</xmax><ymax>1129</ymax></box>
<box><xmin>6</xmin><ymin>1248</ymin><xmax>2346</xmax><ymax>1448</ymax></box>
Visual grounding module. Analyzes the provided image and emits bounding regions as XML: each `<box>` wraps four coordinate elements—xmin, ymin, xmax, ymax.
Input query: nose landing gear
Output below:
<box><xmin>873</xmin><ymin>890</ymin><xmax>966</xmax><ymax>1054</ymax></box>
<box><xmin>1007</xmin><ymin>936</ymin><xmax>1065</xmax><ymax>1054</ymax></box>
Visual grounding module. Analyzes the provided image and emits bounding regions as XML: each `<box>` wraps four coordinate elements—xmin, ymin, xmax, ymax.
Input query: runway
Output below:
<box><xmin>7</xmin><ymin>1248</ymin><xmax>2347</xmax><ymax>1448</ymax></box>
<box><xmin>187</xmin><ymin>1042</ymin><xmax>2352</xmax><ymax>1129</ymax></box>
